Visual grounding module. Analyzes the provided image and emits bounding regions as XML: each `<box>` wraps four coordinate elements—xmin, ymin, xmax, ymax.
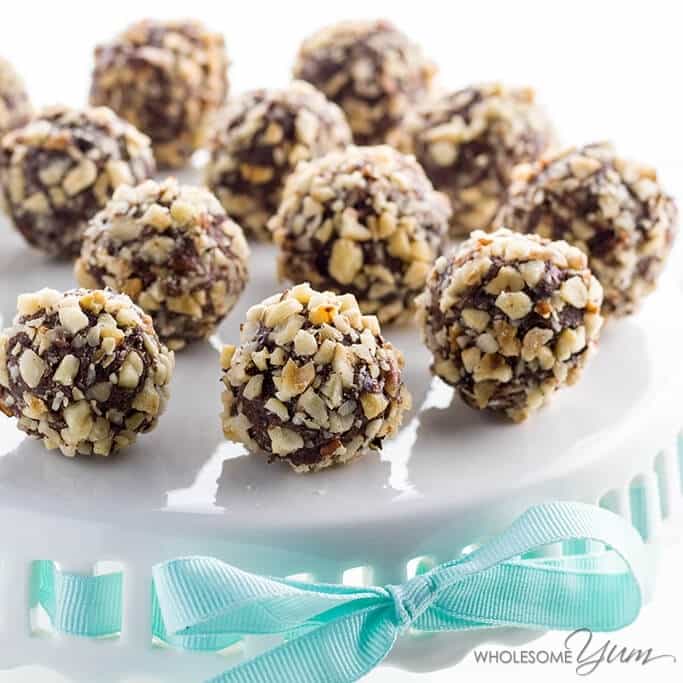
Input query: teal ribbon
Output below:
<box><xmin>30</xmin><ymin>560</ymin><xmax>122</xmax><ymax>637</ymax></box>
<box><xmin>31</xmin><ymin>502</ymin><xmax>649</xmax><ymax>683</ymax></box>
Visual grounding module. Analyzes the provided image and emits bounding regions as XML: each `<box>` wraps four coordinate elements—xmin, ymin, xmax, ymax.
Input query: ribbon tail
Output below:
<box><xmin>151</xmin><ymin>586</ymin><xmax>242</xmax><ymax>651</ymax></box>
<box><xmin>205</xmin><ymin>604</ymin><xmax>398</xmax><ymax>683</ymax></box>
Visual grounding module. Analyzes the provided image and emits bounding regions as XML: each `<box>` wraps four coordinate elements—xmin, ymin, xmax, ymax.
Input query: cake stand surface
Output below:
<box><xmin>0</xmin><ymin>221</ymin><xmax>682</xmax><ymax>682</ymax></box>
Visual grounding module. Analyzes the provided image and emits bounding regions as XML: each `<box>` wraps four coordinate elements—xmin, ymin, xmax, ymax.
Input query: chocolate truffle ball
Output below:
<box><xmin>0</xmin><ymin>288</ymin><xmax>174</xmax><ymax>457</ymax></box>
<box><xmin>220</xmin><ymin>283</ymin><xmax>410</xmax><ymax>472</ymax></box>
<box><xmin>391</xmin><ymin>83</ymin><xmax>553</xmax><ymax>237</ymax></box>
<box><xmin>90</xmin><ymin>19</ymin><xmax>229</xmax><ymax>168</ymax></box>
<box><xmin>496</xmin><ymin>143</ymin><xmax>678</xmax><ymax>317</ymax></box>
<box><xmin>205</xmin><ymin>80</ymin><xmax>352</xmax><ymax>241</ymax></box>
<box><xmin>293</xmin><ymin>20</ymin><xmax>435</xmax><ymax>145</ymax></box>
<box><xmin>0</xmin><ymin>105</ymin><xmax>155</xmax><ymax>258</ymax></box>
<box><xmin>417</xmin><ymin>229</ymin><xmax>603</xmax><ymax>422</ymax></box>
<box><xmin>76</xmin><ymin>178</ymin><xmax>250</xmax><ymax>351</ymax></box>
<box><xmin>270</xmin><ymin>145</ymin><xmax>451</xmax><ymax>324</ymax></box>
<box><xmin>0</xmin><ymin>57</ymin><xmax>32</xmax><ymax>137</ymax></box>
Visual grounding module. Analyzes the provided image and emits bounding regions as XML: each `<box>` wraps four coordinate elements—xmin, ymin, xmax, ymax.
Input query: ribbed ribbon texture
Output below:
<box><xmin>30</xmin><ymin>502</ymin><xmax>649</xmax><ymax>683</ymax></box>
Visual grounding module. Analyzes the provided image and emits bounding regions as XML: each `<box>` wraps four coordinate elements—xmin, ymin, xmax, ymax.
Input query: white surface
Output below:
<box><xmin>1</xmin><ymin>0</ymin><xmax>682</xmax><ymax>681</ymax></box>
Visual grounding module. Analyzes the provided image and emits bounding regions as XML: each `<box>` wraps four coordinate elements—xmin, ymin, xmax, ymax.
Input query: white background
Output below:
<box><xmin>1</xmin><ymin>0</ymin><xmax>682</xmax><ymax>681</ymax></box>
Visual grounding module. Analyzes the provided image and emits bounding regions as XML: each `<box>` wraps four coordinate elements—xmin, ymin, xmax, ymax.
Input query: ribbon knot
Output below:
<box><xmin>385</xmin><ymin>574</ymin><xmax>438</xmax><ymax>631</ymax></box>
<box><xmin>30</xmin><ymin>503</ymin><xmax>652</xmax><ymax>683</ymax></box>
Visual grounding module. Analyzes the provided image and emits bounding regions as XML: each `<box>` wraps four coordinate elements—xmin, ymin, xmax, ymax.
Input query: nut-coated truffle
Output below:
<box><xmin>205</xmin><ymin>80</ymin><xmax>352</xmax><ymax>241</ymax></box>
<box><xmin>496</xmin><ymin>143</ymin><xmax>678</xmax><ymax>317</ymax></box>
<box><xmin>0</xmin><ymin>288</ymin><xmax>174</xmax><ymax>457</ymax></box>
<box><xmin>0</xmin><ymin>105</ymin><xmax>155</xmax><ymax>258</ymax></box>
<box><xmin>392</xmin><ymin>83</ymin><xmax>553</xmax><ymax>237</ymax></box>
<box><xmin>0</xmin><ymin>57</ymin><xmax>32</xmax><ymax>137</ymax></box>
<box><xmin>90</xmin><ymin>19</ymin><xmax>229</xmax><ymax>168</ymax></box>
<box><xmin>270</xmin><ymin>145</ymin><xmax>451</xmax><ymax>324</ymax></box>
<box><xmin>293</xmin><ymin>19</ymin><xmax>435</xmax><ymax>145</ymax></box>
<box><xmin>417</xmin><ymin>229</ymin><xmax>603</xmax><ymax>422</ymax></box>
<box><xmin>220</xmin><ymin>283</ymin><xmax>410</xmax><ymax>472</ymax></box>
<box><xmin>76</xmin><ymin>178</ymin><xmax>250</xmax><ymax>350</ymax></box>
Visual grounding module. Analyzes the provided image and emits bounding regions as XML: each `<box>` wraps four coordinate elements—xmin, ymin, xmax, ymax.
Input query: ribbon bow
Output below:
<box><xmin>30</xmin><ymin>502</ymin><xmax>649</xmax><ymax>682</ymax></box>
<box><xmin>149</xmin><ymin>502</ymin><xmax>648</xmax><ymax>682</ymax></box>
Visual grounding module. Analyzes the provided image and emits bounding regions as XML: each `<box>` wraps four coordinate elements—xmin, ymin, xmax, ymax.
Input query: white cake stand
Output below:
<box><xmin>0</xmin><ymin>221</ymin><xmax>682</xmax><ymax>682</ymax></box>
